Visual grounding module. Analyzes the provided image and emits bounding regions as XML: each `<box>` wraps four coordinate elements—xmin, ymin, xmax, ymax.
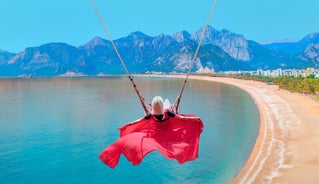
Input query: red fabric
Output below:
<box><xmin>99</xmin><ymin>112</ymin><xmax>204</xmax><ymax>168</ymax></box>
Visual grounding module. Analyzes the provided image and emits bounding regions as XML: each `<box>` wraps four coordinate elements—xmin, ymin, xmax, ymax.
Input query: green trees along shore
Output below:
<box><xmin>202</xmin><ymin>74</ymin><xmax>319</xmax><ymax>95</ymax></box>
<box><xmin>236</xmin><ymin>75</ymin><xmax>319</xmax><ymax>95</ymax></box>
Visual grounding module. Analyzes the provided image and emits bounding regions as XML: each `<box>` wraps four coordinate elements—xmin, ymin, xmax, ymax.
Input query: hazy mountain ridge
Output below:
<box><xmin>0</xmin><ymin>26</ymin><xmax>318</xmax><ymax>76</ymax></box>
<box><xmin>262</xmin><ymin>31</ymin><xmax>319</xmax><ymax>55</ymax></box>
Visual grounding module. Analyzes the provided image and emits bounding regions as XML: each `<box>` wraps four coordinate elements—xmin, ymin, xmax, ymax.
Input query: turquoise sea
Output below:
<box><xmin>0</xmin><ymin>76</ymin><xmax>259</xmax><ymax>184</ymax></box>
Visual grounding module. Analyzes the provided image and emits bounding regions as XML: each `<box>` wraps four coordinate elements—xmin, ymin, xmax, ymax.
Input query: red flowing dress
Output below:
<box><xmin>99</xmin><ymin>112</ymin><xmax>204</xmax><ymax>168</ymax></box>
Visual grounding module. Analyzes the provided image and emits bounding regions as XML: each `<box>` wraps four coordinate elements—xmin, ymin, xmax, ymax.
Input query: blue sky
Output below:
<box><xmin>1</xmin><ymin>0</ymin><xmax>318</xmax><ymax>53</ymax></box>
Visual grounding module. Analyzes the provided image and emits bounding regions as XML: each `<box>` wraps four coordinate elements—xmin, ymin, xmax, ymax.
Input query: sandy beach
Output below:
<box><xmin>165</xmin><ymin>75</ymin><xmax>319</xmax><ymax>183</ymax></box>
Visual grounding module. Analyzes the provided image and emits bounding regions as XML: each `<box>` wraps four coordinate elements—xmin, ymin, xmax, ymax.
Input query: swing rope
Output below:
<box><xmin>90</xmin><ymin>0</ymin><xmax>149</xmax><ymax>114</ymax></box>
<box><xmin>89</xmin><ymin>0</ymin><xmax>217</xmax><ymax>114</ymax></box>
<box><xmin>172</xmin><ymin>0</ymin><xmax>217</xmax><ymax>113</ymax></box>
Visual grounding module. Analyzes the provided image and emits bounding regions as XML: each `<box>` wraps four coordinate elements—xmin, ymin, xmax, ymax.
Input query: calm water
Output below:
<box><xmin>0</xmin><ymin>76</ymin><xmax>259</xmax><ymax>184</ymax></box>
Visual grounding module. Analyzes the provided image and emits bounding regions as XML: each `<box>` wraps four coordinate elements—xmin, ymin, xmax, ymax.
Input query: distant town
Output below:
<box><xmin>218</xmin><ymin>68</ymin><xmax>319</xmax><ymax>78</ymax></box>
<box><xmin>209</xmin><ymin>68</ymin><xmax>319</xmax><ymax>96</ymax></box>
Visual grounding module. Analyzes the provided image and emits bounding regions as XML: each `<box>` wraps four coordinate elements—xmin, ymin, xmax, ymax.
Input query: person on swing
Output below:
<box><xmin>150</xmin><ymin>96</ymin><xmax>175</xmax><ymax>122</ymax></box>
<box><xmin>99</xmin><ymin>95</ymin><xmax>203</xmax><ymax>168</ymax></box>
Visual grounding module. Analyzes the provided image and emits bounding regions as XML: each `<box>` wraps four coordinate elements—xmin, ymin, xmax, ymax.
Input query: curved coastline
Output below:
<box><xmin>161</xmin><ymin>75</ymin><xmax>319</xmax><ymax>183</ymax></box>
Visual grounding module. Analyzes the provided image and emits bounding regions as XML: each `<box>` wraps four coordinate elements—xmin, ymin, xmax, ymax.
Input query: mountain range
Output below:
<box><xmin>0</xmin><ymin>26</ymin><xmax>318</xmax><ymax>76</ymax></box>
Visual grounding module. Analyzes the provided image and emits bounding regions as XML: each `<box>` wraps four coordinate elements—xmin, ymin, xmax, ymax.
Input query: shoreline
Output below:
<box><xmin>162</xmin><ymin>75</ymin><xmax>319</xmax><ymax>183</ymax></box>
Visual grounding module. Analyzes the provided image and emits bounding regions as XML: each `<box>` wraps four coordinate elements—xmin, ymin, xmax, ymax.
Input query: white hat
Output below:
<box><xmin>151</xmin><ymin>96</ymin><xmax>164</xmax><ymax>115</ymax></box>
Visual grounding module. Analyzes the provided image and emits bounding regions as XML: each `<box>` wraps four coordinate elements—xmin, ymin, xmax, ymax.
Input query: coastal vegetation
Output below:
<box><xmin>201</xmin><ymin>74</ymin><xmax>319</xmax><ymax>95</ymax></box>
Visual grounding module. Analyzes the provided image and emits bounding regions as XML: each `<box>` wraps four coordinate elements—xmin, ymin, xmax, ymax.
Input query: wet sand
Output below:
<box><xmin>165</xmin><ymin>75</ymin><xmax>319</xmax><ymax>183</ymax></box>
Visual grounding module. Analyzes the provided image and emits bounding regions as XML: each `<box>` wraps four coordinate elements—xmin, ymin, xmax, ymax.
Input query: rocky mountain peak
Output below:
<box><xmin>118</xmin><ymin>31</ymin><xmax>151</xmax><ymax>47</ymax></box>
<box><xmin>190</xmin><ymin>25</ymin><xmax>218</xmax><ymax>44</ymax></box>
<box><xmin>91</xmin><ymin>36</ymin><xmax>106</xmax><ymax>45</ymax></box>
<box><xmin>129</xmin><ymin>31</ymin><xmax>148</xmax><ymax>38</ymax></box>
<box><xmin>304</xmin><ymin>43</ymin><xmax>319</xmax><ymax>62</ymax></box>
<box><xmin>191</xmin><ymin>26</ymin><xmax>250</xmax><ymax>61</ymax></box>
<box><xmin>172</xmin><ymin>31</ymin><xmax>191</xmax><ymax>43</ymax></box>
<box><xmin>81</xmin><ymin>36</ymin><xmax>109</xmax><ymax>51</ymax></box>
<box><xmin>0</xmin><ymin>50</ymin><xmax>15</xmax><ymax>64</ymax></box>
<box><xmin>300</xmin><ymin>31</ymin><xmax>319</xmax><ymax>45</ymax></box>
